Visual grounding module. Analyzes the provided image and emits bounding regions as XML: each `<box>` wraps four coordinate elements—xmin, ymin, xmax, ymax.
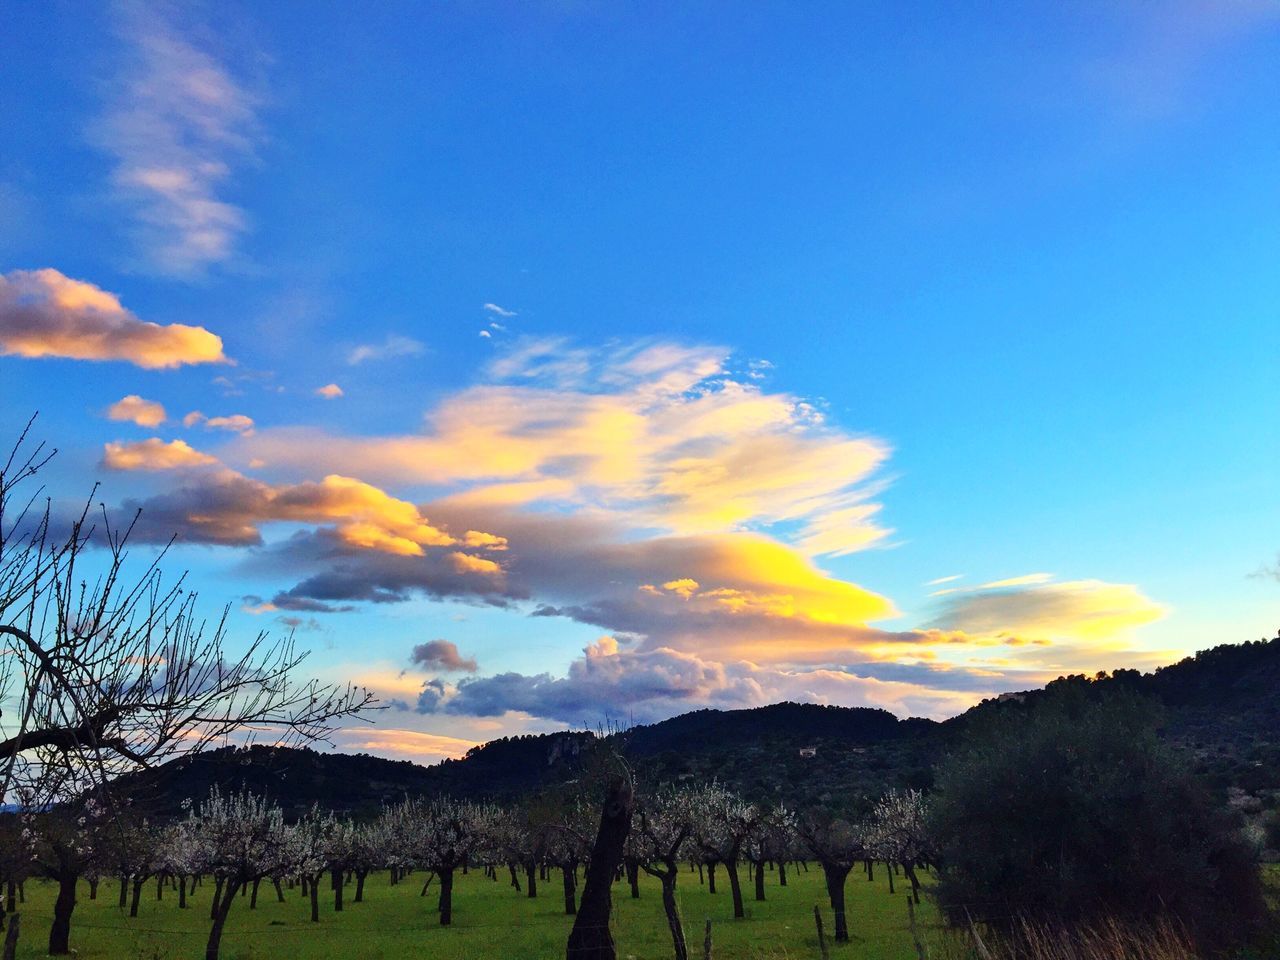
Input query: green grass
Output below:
<box><xmin>5</xmin><ymin>864</ymin><xmax>942</xmax><ymax>960</ymax></box>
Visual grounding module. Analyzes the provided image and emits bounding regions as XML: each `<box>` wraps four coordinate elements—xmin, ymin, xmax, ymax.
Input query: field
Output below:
<box><xmin>5</xmin><ymin>865</ymin><xmax>941</xmax><ymax>960</ymax></box>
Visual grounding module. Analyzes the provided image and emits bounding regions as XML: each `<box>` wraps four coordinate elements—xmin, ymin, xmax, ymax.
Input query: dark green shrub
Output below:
<box><xmin>929</xmin><ymin>683</ymin><xmax>1269</xmax><ymax>951</ymax></box>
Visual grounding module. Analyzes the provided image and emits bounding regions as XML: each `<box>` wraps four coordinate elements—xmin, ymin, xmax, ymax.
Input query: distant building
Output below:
<box><xmin>798</xmin><ymin>746</ymin><xmax>817</xmax><ymax>758</ymax></box>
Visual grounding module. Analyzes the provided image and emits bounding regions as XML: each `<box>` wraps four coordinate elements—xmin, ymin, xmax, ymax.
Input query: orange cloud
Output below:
<box><xmin>449</xmin><ymin>552</ymin><xmax>503</xmax><ymax>576</ymax></box>
<box><xmin>0</xmin><ymin>269</ymin><xmax>227</xmax><ymax>368</ymax></box>
<box><xmin>315</xmin><ymin>383</ymin><xmax>343</xmax><ymax>399</ymax></box>
<box><xmin>334</xmin><ymin>727</ymin><xmax>476</xmax><ymax>761</ymax></box>
<box><xmin>106</xmin><ymin>394</ymin><xmax>167</xmax><ymax>427</ymax></box>
<box><xmin>103</xmin><ymin>438</ymin><xmax>218</xmax><ymax>471</ymax></box>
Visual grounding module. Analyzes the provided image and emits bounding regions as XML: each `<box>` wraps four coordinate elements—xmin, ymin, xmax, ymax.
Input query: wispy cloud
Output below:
<box><xmin>483</xmin><ymin>302</ymin><xmax>516</xmax><ymax>318</ymax></box>
<box><xmin>92</xmin><ymin>2</ymin><xmax>261</xmax><ymax>275</ymax></box>
<box><xmin>348</xmin><ymin>335</ymin><xmax>426</xmax><ymax>365</ymax></box>
<box><xmin>184</xmin><ymin>410</ymin><xmax>255</xmax><ymax>434</ymax></box>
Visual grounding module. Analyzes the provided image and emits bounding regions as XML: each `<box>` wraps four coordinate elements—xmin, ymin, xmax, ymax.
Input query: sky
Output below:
<box><xmin>2</xmin><ymin>1</ymin><xmax>1278</xmax><ymax>764</ymax></box>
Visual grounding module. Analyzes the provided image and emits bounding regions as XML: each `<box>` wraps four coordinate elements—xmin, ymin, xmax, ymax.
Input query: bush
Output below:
<box><xmin>929</xmin><ymin>682</ymin><xmax>1269</xmax><ymax>952</ymax></box>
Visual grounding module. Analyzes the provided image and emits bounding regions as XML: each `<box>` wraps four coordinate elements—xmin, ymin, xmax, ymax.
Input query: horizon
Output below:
<box><xmin>3</xmin><ymin>2</ymin><xmax>1278</xmax><ymax>765</ymax></box>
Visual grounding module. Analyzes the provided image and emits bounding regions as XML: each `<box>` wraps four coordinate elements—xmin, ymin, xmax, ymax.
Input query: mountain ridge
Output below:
<box><xmin>116</xmin><ymin>635</ymin><xmax>1280</xmax><ymax>817</ymax></box>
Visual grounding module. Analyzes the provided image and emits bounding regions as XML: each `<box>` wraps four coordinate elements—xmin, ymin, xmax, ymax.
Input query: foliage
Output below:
<box><xmin>929</xmin><ymin>683</ymin><xmax>1269</xmax><ymax>951</ymax></box>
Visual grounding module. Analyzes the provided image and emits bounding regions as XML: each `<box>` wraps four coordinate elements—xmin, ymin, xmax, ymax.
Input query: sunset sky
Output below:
<box><xmin>2</xmin><ymin>2</ymin><xmax>1278</xmax><ymax>762</ymax></box>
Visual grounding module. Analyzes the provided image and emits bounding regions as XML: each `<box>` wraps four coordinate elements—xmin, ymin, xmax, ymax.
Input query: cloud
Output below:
<box><xmin>92</xmin><ymin>3</ymin><xmax>260</xmax><ymax>274</ymax></box>
<box><xmin>927</xmin><ymin>574</ymin><xmax>963</xmax><ymax>586</ymax></box>
<box><xmin>348</xmin><ymin>335</ymin><xmax>426</xmax><ymax>365</ymax></box>
<box><xmin>315</xmin><ymin>383</ymin><xmax>343</xmax><ymax>399</ymax></box>
<box><xmin>978</xmin><ymin>573</ymin><xmax>1054</xmax><ymax>589</ymax></box>
<box><xmin>243</xmin><ymin>338</ymin><xmax>892</xmax><ymax>556</ymax></box>
<box><xmin>333</xmin><ymin>726</ymin><xmax>476</xmax><ymax>762</ymax></box>
<box><xmin>409</xmin><ymin>640</ymin><xmax>478</xmax><ymax>673</ymax></box>
<box><xmin>184</xmin><ymin>411</ymin><xmax>255</xmax><ymax>434</ymax></box>
<box><xmin>109</xmin><ymin>465</ymin><xmax>508</xmax><ymax>575</ymax></box>
<box><xmin>103</xmin><ymin>437</ymin><xmax>218</xmax><ymax>471</ymax></box>
<box><xmin>0</xmin><ymin>268</ymin><xmax>228</xmax><ymax>368</ymax></box>
<box><xmin>928</xmin><ymin>577</ymin><xmax>1166</xmax><ymax>646</ymax></box>
<box><xmin>483</xmin><ymin>303</ymin><xmax>516</xmax><ymax>318</ymax></box>
<box><xmin>79</xmin><ymin>335</ymin><xmax>1174</xmax><ymax>723</ymax></box>
<box><xmin>106</xmin><ymin>394</ymin><xmax>167</xmax><ymax>427</ymax></box>
<box><xmin>416</xmin><ymin>638</ymin><xmax>980</xmax><ymax>725</ymax></box>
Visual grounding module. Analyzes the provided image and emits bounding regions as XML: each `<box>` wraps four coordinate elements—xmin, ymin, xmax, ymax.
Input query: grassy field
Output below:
<box><xmin>5</xmin><ymin>864</ymin><xmax>942</xmax><ymax>960</ymax></box>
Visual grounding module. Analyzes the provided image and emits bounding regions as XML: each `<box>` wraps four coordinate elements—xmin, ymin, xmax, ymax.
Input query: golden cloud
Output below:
<box><xmin>103</xmin><ymin>438</ymin><xmax>219</xmax><ymax>471</ymax></box>
<box><xmin>241</xmin><ymin>339</ymin><xmax>891</xmax><ymax>556</ymax></box>
<box><xmin>0</xmin><ymin>269</ymin><xmax>227</xmax><ymax>368</ymax></box>
<box><xmin>106</xmin><ymin>394</ymin><xmax>167</xmax><ymax>427</ymax></box>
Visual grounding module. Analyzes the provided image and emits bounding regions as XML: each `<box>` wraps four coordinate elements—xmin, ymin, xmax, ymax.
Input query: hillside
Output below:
<box><xmin>118</xmin><ymin>635</ymin><xmax>1280</xmax><ymax>817</ymax></box>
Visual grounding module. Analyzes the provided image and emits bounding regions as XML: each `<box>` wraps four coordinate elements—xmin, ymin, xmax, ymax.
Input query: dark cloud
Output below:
<box><xmin>413</xmin><ymin>639</ymin><xmax>982</xmax><ymax>725</ymax></box>
<box><xmin>409</xmin><ymin>640</ymin><xmax>478</xmax><ymax>673</ymax></box>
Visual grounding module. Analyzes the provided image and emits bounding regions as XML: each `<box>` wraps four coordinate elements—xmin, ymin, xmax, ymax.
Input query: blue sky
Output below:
<box><xmin>2</xmin><ymin>1</ymin><xmax>1278</xmax><ymax>761</ymax></box>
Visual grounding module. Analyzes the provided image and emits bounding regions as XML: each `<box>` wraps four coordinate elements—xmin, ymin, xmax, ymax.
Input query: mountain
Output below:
<box><xmin>116</xmin><ymin>636</ymin><xmax>1280</xmax><ymax>818</ymax></box>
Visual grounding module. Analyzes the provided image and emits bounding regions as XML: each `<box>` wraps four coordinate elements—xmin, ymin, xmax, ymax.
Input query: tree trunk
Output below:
<box><xmin>88</xmin><ymin>879</ymin><xmax>98</xmax><ymax>900</ymax></box>
<box><xmin>2</xmin><ymin>910</ymin><xmax>17</xmax><ymax>960</ymax></box>
<box><xmin>642</xmin><ymin>864</ymin><xmax>688</xmax><ymax>960</ymax></box>
<box><xmin>753</xmin><ymin>860</ymin><xmax>766</xmax><ymax>901</ymax></box>
<box><xmin>309</xmin><ymin>873</ymin><xmax>320</xmax><ymax>923</ymax></box>
<box><xmin>129</xmin><ymin>877</ymin><xmax>143</xmax><ymax>917</ymax></box>
<box><xmin>179</xmin><ymin>876</ymin><xmax>188</xmax><ymax>909</ymax></box>
<box><xmin>525</xmin><ymin>862</ymin><xmax>538</xmax><ymax>898</ymax></box>
<box><xmin>562</xmin><ymin>862</ymin><xmax>577</xmax><ymax>915</ymax></box>
<box><xmin>47</xmin><ymin>870</ymin><xmax>77</xmax><ymax>955</ymax></box>
<box><xmin>118</xmin><ymin>876</ymin><xmax>128</xmax><ymax>909</ymax></box>
<box><xmin>707</xmin><ymin>861</ymin><xmax>717</xmax><ymax>894</ymax></box>
<box><xmin>886</xmin><ymin>862</ymin><xmax>895</xmax><ymax>895</ymax></box>
<box><xmin>157</xmin><ymin>875</ymin><xmax>164</xmax><ymax>900</ymax></box>
<box><xmin>204</xmin><ymin>877</ymin><xmax>240</xmax><ymax>960</ymax></box>
<box><xmin>821</xmin><ymin>862</ymin><xmax>852</xmax><ymax>944</ymax></box>
<box><xmin>626</xmin><ymin>858</ymin><xmax>640</xmax><ymax>899</ymax></box>
<box><xmin>508</xmin><ymin>863</ymin><xmax>521</xmax><ymax>892</ymax></box>
<box><xmin>250</xmin><ymin>878</ymin><xmax>260</xmax><ymax>909</ymax></box>
<box><xmin>210</xmin><ymin>877</ymin><xmax>224</xmax><ymax>921</ymax></box>
<box><xmin>779</xmin><ymin>860</ymin><xmax>787</xmax><ymax>887</ymax></box>
<box><xmin>566</xmin><ymin>774</ymin><xmax>634</xmax><ymax>960</ymax></box>
<box><xmin>903</xmin><ymin>862</ymin><xmax>920</xmax><ymax>904</ymax></box>
<box><xmin>332</xmin><ymin>866</ymin><xmax>344</xmax><ymax>911</ymax></box>
<box><xmin>438</xmin><ymin>866</ymin><xmax>454</xmax><ymax>926</ymax></box>
<box><xmin>353</xmin><ymin>872</ymin><xmax>365</xmax><ymax>903</ymax></box>
<box><xmin>725</xmin><ymin>860</ymin><xmax>745</xmax><ymax>919</ymax></box>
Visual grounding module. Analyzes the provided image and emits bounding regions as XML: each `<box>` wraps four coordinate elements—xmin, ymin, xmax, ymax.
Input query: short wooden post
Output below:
<box><xmin>703</xmin><ymin>918</ymin><xmax>713</xmax><ymax>960</ymax></box>
<box><xmin>907</xmin><ymin>895</ymin><xmax>928</xmax><ymax>960</ymax></box>
<box><xmin>814</xmin><ymin>905</ymin><xmax>829</xmax><ymax>960</ymax></box>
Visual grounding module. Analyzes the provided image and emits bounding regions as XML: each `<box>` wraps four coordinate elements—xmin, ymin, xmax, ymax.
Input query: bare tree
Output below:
<box><xmin>0</xmin><ymin>420</ymin><xmax>375</xmax><ymax>953</ymax></box>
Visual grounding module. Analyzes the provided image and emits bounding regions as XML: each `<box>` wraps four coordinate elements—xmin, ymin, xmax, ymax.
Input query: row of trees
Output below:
<box><xmin>1</xmin><ymin>781</ymin><xmax>930</xmax><ymax>960</ymax></box>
